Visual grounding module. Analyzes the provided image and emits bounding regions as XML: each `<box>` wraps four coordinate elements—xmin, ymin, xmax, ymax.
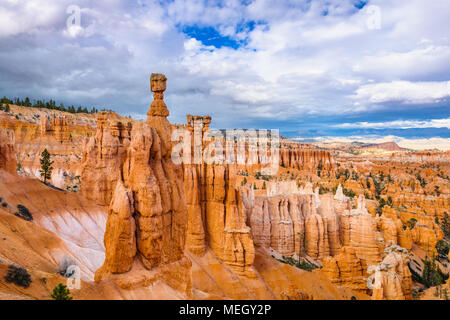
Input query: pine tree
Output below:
<box><xmin>5</xmin><ymin>104</ymin><xmax>10</xmax><ymax>112</ymax></box>
<box><xmin>51</xmin><ymin>283</ymin><xmax>73</xmax><ymax>300</ymax></box>
<box><xmin>387</xmin><ymin>196</ymin><xmax>393</xmax><ymax>206</ymax></box>
<box><xmin>39</xmin><ymin>149</ymin><xmax>54</xmax><ymax>184</ymax></box>
<box><xmin>441</xmin><ymin>212</ymin><xmax>450</xmax><ymax>239</ymax></box>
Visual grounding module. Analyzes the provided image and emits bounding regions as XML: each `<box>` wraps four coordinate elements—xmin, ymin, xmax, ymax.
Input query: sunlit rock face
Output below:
<box><xmin>245</xmin><ymin>184</ymin><xmax>416</xmax><ymax>300</ymax></box>
<box><xmin>367</xmin><ymin>245</ymin><xmax>412</xmax><ymax>300</ymax></box>
<box><xmin>246</xmin><ymin>189</ymin><xmax>382</xmax><ymax>263</ymax></box>
<box><xmin>183</xmin><ymin>160</ymin><xmax>256</xmax><ymax>275</ymax></box>
<box><xmin>279</xmin><ymin>147</ymin><xmax>333</xmax><ymax>171</ymax></box>
<box><xmin>0</xmin><ymin>129</ymin><xmax>16</xmax><ymax>173</ymax></box>
<box><xmin>322</xmin><ymin>246</ymin><xmax>368</xmax><ymax>293</ymax></box>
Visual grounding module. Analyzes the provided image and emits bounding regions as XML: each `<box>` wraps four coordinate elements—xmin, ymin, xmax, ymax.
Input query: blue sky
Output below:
<box><xmin>0</xmin><ymin>0</ymin><xmax>449</xmax><ymax>149</ymax></box>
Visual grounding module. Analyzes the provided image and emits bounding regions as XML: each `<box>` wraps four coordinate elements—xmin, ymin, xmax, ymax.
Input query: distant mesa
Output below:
<box><xmin>362</xmin><ymin>142</ymin><xmax>405</xmax><ymax>152</ymax></box>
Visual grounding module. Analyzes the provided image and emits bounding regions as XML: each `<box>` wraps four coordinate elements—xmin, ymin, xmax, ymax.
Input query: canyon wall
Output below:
<box><xmin>280</xmin><ymin>148</ymin><xmax>333</xmax><ymax>170</ymax></box>
<box><xmin>0</xmin><ymin>108</ymin><xmax>97</xmax><ymax>189</ymax></box>
<box><xmin>182</xmin><ymin>118</ymin><xmax>255</xmax><ymax>275</ymax></box>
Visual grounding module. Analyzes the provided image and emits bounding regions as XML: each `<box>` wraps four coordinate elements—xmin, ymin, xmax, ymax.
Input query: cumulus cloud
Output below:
<box><xmin>353</xmin><ymin>81</ymin><xmax>450</xmax><ymax>104</ymax></box>
<box><xmin>0</xmin><ymin>0</ymin><xmax>63</xmax><ymax>37</ymax></box>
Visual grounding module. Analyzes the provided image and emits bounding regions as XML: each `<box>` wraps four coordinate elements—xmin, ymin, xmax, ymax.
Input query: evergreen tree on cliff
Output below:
<box><xmin>39</xmin><ymin>148</ymin><xmax>54</xmax><ymax>184</ymax></box>
<box><xmin>441</xmin><ymin>212</ymin><xmax>450</xmax><ymax>239</ymax></box>
<box><xmin>51</xmin><ymin>283</ymin><xmax>72</xmax><ymax>300</ymax></box>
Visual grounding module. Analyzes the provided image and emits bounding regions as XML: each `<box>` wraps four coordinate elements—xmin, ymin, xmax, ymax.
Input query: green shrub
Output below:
<box><xmin>436</xmin><ymin>240</ymin><xmax>449</xmax><ymax>258</ymax></box>
<box><xmin>409</xmin><ymin>255</ymin><xmax>449</xmax><ymax>288</ymax></box>
<box><xmin>343</xmin><ymin>188</ymin><xmax>356</xmax><ymax>198</ymax></box>
<box><xmin>406</xmin><ymin>218</ymin><xmax>418</xmax><ymax>229</ymax></box>
<box><xmin>5</xmin><ymin>265</ymin><xmax>32</xmax><ymax>288</ymax></box>
<box><xmin>51</xmin><ymin>283</ymin><xmax>73</xmax><ymax>300</ymax></box>
<box><xmin>439</xmin><ymin>212</ymin><xmax>450</xmax><ymax>239</ymax></box>
<box><xmin>15</xmin><ymin>204</ymin><xmax>33</xmax><ymax>221</ymax></box>
<box><xmin>276</xmin><ymin>256</ymin><xmax>319</xmax><ymax>272</ymax></box>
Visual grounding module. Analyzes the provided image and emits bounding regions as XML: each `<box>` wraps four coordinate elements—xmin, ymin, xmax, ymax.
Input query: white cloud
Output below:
<box><xmin>0</xmin><ymin>0</ymin><xmax>64</xmax><ymax>37</ymax></box>
<box><xmin>334</xmin><ymin>118</ymin><xmax>450</xmax><ymax>129</ymax></box>
<box><xmin>353</xmin><ymin>81</ymin><xmax>450</xmax><ymax>104</ymax></box>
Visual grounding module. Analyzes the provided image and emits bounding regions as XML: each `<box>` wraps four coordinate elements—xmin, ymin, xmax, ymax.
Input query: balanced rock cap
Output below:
<box><xmin>148</xmin><ymin>73</ymin><xmax>169</xmax><ymax>118</ymax></box>
<box><xmin>150</xmin><ymin>73</ymin><xmax>167</xmax><ymax>93</ymax></box>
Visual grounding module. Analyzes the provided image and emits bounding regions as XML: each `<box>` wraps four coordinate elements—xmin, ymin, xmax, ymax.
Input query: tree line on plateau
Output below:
<box><xmin>0</xmin><ymin>96</ymin><xmax>100</xmax><ymax>114</ymax></box>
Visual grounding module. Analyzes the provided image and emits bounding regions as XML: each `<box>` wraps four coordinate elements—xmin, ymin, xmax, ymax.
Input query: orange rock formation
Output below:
<box><xmin>367</xmin><ymin>245</ymin><xmax>412</xmax><ymax>300</ymax></box>
<box><xmin>87</xmin><ymin>74</ymin><xmax>191</xmax><ymax>296</ymax></box>
<box><xmin>0</xmin><ymin>129</ymin><xmax>16</xmax><ymax>173</ymax></box>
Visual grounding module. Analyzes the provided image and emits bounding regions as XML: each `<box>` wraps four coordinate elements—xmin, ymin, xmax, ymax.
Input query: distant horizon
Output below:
<box><xmin>3</xmin><ymin>97</ymin><xmax>449</xmax><ymax>151</ymax></box>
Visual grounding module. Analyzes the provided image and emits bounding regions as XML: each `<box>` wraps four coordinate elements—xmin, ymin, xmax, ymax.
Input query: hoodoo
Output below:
<box><xmin>88</xmin><ymin>74</ymin><xmax>191</xmax><ymax>296</ymax></box>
